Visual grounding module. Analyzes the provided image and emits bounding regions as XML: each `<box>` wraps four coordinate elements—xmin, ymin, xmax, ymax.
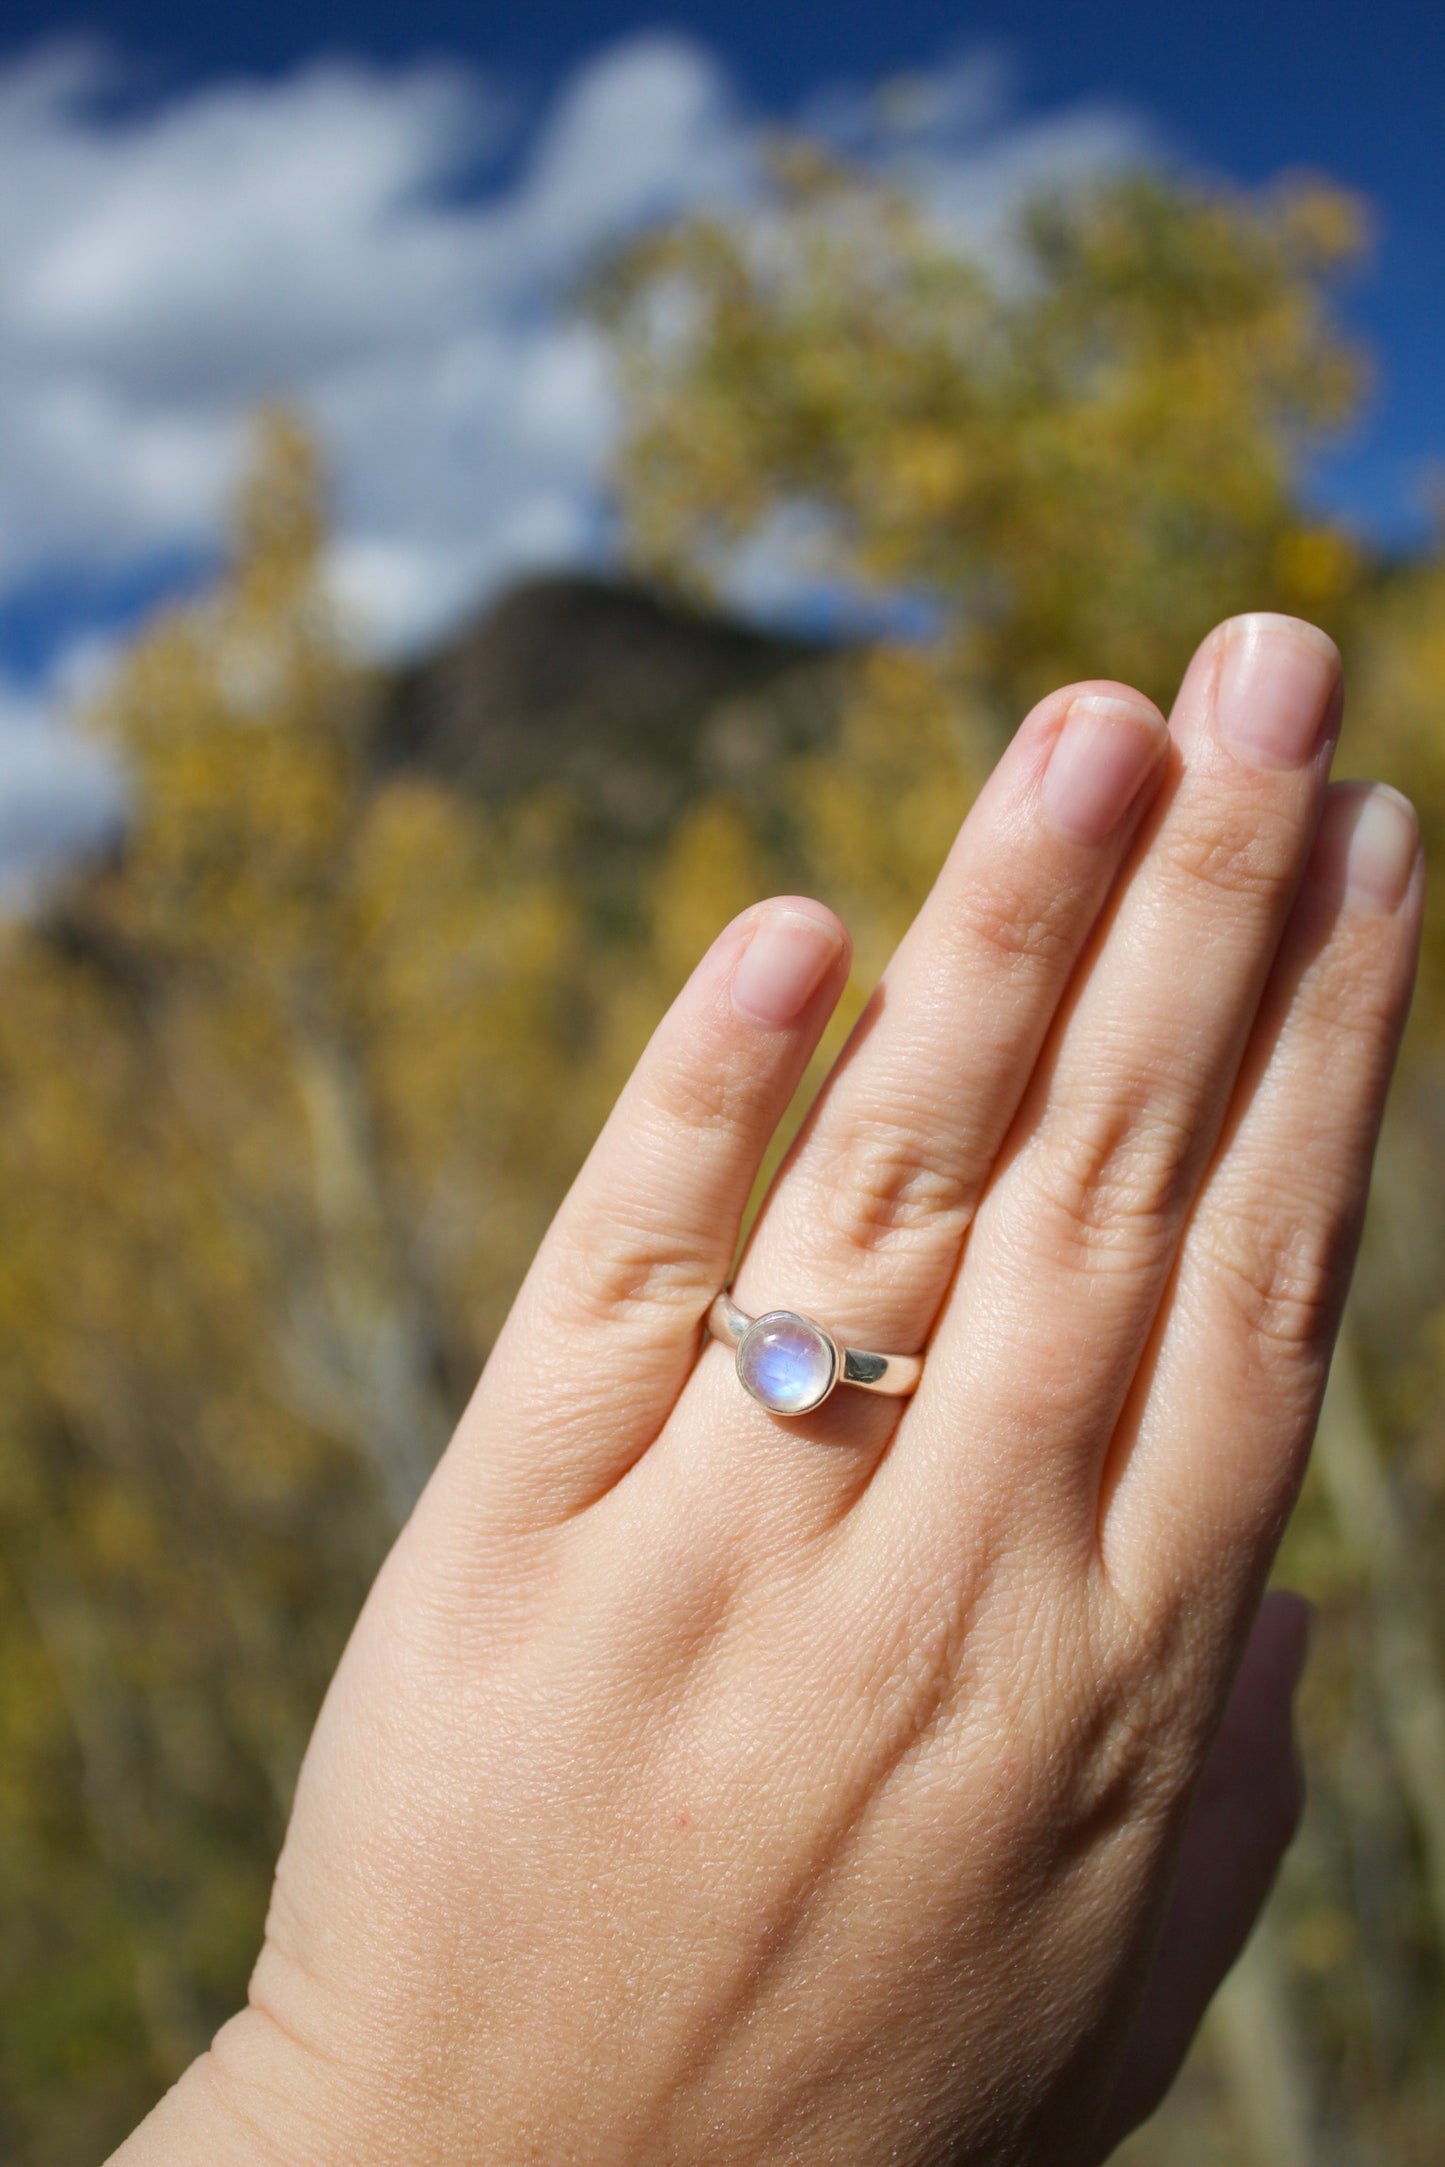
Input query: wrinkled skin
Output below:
<box><xmin>114</xmin><ymin>617</ymin><xmax>1420</xmax><ymax>2167</ymax></box>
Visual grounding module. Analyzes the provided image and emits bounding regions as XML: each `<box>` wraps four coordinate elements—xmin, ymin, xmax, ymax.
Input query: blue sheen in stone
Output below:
<box><xmin>736</xmin><ymin>1311</ymin><xmax>836</xmax><ymax>1415</ymax></box>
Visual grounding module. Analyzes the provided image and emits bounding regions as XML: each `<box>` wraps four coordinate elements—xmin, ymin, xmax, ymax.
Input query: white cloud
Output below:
<box><xmin>0</xmin><ymin>32</ymin><xmax>1150</xmax><ymax>882</ymax></box>
<box><xmin>0</xmin><ymin>33</ymin><xmax>757</xmax><ymax>641</ymax></box>
<box><xmin>804</xmin><ymin>47</ymin><xmax>1150</xmax><ymax>263</ymax></box>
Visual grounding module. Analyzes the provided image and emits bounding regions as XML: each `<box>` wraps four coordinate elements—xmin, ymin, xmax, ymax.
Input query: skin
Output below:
<box><xmin>111</xmin><ymin>614</ymin><xmax>1421</xmax><ymax>2166</ymax></box>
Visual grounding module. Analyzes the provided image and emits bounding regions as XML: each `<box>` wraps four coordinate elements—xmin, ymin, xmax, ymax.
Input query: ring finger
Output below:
<box><xmin>649</xmin><ymin>675</ymin><xmax>1172</xmax><ymax>1515</ymax></box>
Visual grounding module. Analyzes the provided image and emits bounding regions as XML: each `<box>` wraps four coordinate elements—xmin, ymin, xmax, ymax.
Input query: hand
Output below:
<box><xmin>112</xmin><ymin>615</ymin><xmax>1419</xmax><ymax>2166</ymax></box>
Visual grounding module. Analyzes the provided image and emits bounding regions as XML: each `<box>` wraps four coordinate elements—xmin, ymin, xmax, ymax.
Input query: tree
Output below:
<box><xmin>597</xmin><ymin>151</ymin><xmax>1370</xmax><ymax>979</ymax></box>
<box><xmin>0</xmin><ymin>415</ymin><xmax>592</xmax><ymax>2161</ymax></box>
<box><xmin>601</xmin><ymin>149</ymin><xmax>1365</xmax><ymax>701</ymax></box>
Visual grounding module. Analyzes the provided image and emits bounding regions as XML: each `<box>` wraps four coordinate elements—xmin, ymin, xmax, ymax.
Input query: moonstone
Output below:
<box><xmin>736</xmin><ymin>1310</ymin><xmax>836</xmax><ymax>1416</ymax></box>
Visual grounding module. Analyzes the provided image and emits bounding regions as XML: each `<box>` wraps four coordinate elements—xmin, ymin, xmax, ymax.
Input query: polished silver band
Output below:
<box><xmin>707</xmin><ymin>1292</ymin><xmax>923</xmax><ymax>1418</ymax></box>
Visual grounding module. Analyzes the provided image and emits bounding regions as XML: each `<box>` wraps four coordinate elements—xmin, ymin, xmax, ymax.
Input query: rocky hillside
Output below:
<box><xmin>378</xmin><ymin>574</ymin><xmax>846</xmax><ymax>844</ymax></box>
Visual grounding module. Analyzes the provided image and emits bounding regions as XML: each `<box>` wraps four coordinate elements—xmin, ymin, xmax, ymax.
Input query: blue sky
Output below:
<box><xmin>0</xmin><ymin>1</ymin><xmax>1441</xmax><ymax>881</ymax></box>
<box><xmin>8</xmin><ymin>0</ymin><xmax>1439</xmax><ymax>533</ymax></box>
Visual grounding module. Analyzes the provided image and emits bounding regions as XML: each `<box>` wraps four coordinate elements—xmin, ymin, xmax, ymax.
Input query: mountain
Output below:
<box><xmin>377</xmin><ymin>574</ymin><xmax>844</xmax><ymax>839</ymax></box>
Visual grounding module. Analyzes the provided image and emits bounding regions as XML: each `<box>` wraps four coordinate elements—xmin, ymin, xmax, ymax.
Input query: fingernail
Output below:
<box><xmin>731</xmin><ymin>907</ymin><xmax>844</xmax><ymax>1026</ymax></box>
<box><xmin>1039</xmin><ymin>694</ymin><xmax>1167</xmax><ymax>844</ymax></box>
<box><xmin>1309</xmin><ymin>782</ymin><xmax>1419</xmax><ymax>913</ymax></box>
<box><xmin>1214</xmin><ymin>613</ymin><xmax>1340</xmax><ymax>769</ymax></box>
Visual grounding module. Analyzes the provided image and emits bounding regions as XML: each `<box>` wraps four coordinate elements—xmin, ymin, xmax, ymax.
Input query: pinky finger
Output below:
<box><xmin>446</xmin><ymin>897</ymin><xmax>850</xmax><ymax>1524</ymax></box>
<box><xmin>1101</xmin><ymin>781</ymin><xmax>1422</xmax><ymax>1620</ymax></box>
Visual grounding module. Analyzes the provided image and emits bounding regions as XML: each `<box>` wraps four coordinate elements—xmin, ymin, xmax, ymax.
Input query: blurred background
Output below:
<box><xmin>0</xmin><ymin>4</ymin><xmax>1443</xmax><ymax>2160</ymax></box>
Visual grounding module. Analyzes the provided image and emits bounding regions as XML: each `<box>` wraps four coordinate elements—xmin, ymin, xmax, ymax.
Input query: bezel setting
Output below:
<box><xmin>735</xmin><ymin>1308</ymin><xmax>840</xmax><ymax>1417</ymax></box>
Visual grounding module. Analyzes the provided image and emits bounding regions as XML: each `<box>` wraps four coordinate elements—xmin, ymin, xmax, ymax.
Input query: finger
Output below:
<box><xmin>870</xmin><ymin>614</ymin><xmax>1343</xmax><ymax>1556</ymax></box>
<box><xmin>738</xmin><ymin>683</ymin><xmax>1168</xmax><ymax>1352</ymax></box>
<box><xmin>1100</xmin><ymin>780</ymin><xmax>1422</xmax><ymax>1616</ymax></box>
<box><xmin>1093</xmin><ymin>1592</ymin><xmax>1312</xmax><ymax>2156</ymax></box>
<box><xmin>445</xmin><ymin>898</ymin><xmax>850</xmax><ymax>1523</ymax></box>
<box><xmin>656</xmin><ymin>682</ymin><xmax>1168</xmax><ymax>1506</ymax></box>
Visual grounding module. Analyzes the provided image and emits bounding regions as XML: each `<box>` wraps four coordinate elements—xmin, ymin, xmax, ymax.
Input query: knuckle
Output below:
<box><xmin>642</xmin><ymin>1038</ymin><xmax>760</xmax><ymax>1141</ymax></box>
<box><xmin>952</xmin><ymin>868</ymin><xmax>1084</xmax><ymax>973</ymax></box>
<box><xmin>549</xmin><ymin>1040</ymin><xmax>772</xmax><ymax>1330</ymax></box>
<box><xmin>1196</xmin><ymin>1188</ymin><xmax>1354</xmax><ymax>1365</ymax></box>
<box><xmin>1295</xmin><ymin>936</ymin><xmax>1405</xmax><ymax>1045</ymax></box>
<box><xmin>557</xmin><ymin>1221</ymin><xmax>716</xmax><ymax>1328</ymax></box>
<box><xmin>1022</xmin><ymin>1091</ymin><xmax>1198</xmax><ymax>1272</ymax></box>
<box><xmin>1160</xmin><ymin>804</ymin><xmax>1298</xmax><ymax>909</ymax></box>
<box><xmin>817</xmin><ymin>1110</ymin><xmax>976</xmax><ymax>1257</ymax></box>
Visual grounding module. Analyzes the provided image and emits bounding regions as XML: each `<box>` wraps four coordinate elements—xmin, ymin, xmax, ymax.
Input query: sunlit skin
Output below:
<box><xmin>109</xmin><ymin>613</ymin><xmax>1420</xmax><ymax>2165</ymax></box>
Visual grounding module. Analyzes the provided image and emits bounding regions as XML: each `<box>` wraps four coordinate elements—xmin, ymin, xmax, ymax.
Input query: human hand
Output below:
<box><xmin>113</xmin><ymin>615</ymin><xmax>1419</xmax><ymax>2166</ymax></box>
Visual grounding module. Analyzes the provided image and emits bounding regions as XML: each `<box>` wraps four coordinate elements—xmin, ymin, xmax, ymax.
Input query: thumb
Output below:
<box><xmin>1094</xmin><ymin>1588</ymin><xmax>1313</xmax><ymax>2154</ymax></box>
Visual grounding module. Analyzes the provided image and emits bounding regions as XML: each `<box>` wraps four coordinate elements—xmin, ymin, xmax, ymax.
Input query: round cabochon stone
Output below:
<box><xmin>736</xmin><ymin>1310</ymin><xmax>837</xmax><ymax>1415</ymax></box>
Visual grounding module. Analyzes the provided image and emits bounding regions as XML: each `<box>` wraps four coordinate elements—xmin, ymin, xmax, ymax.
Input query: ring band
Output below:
<box><xmin>707</xmin><ymin>1292</ymin><xmax>923</xmax><ymax>1417</ymax></box>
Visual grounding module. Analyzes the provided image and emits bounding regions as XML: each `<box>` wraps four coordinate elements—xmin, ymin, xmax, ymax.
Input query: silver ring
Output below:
<box><xmin>707</xmin><ymin>1292</ymin><xmax>923</xmax><ymax>1418</ymax></box>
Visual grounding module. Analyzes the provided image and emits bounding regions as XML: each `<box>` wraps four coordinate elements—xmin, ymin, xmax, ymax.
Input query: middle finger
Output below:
<box><xmin>867</xmin><ymin>612</ymin><xmax>1342</xmax><ymax>1557</ymax></box>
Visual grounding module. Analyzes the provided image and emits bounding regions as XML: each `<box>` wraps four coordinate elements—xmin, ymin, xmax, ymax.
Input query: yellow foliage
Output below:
<box><xmin>0</xmin><ymin>413</ymin><xmax>600</xmax><ymax>2155</ymax></box>
<box><xmin>600</xmin><ymin>157</ymin><xmax>1369</xmax><ymax>720</ymax></box>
